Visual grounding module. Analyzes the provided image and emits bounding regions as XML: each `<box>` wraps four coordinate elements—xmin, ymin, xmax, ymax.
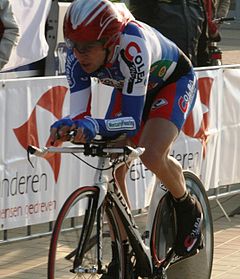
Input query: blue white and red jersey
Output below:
<box><xmin>65</xmin><ymin>20</ymin><xmax>197</xmax><ymax>139</ymax></box>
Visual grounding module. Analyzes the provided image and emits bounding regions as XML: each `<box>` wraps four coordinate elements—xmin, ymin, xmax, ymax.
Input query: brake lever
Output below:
<box><xmin>27</xmin><ymin>146</ymin><xmax>35</xmax><ymax>168</ymax></box>
<box><xmin>27</xmin><ymin>145</ymin><xmax>48</xmax><ymax>168</ymax></box>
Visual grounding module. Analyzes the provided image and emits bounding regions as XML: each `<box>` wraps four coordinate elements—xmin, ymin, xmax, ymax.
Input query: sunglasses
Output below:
<box><xmin>65</xmin><ymin>39</ymin><xmax>104</xmax><ymax>54</ymax></box>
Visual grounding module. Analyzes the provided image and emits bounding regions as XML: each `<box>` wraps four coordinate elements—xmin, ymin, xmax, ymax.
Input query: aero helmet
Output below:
<box><xmin>63</xmin><ymin>0</ymin><xmax>134</xmax><ymax>49</ymax></box>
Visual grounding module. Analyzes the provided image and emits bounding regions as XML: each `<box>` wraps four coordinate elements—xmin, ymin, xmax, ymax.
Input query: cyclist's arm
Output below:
<box><xmin>93</xmin><ymin>34</ymin><xmax>151</xmax><ymax>138</ymax></box>
<box><xmin>93</xmin><ymin>93</ymin><xmax>146</xmax><ymax>138</ymax></box>
<box><xmin>66</xmin><ymin>49</ymin><xmax>92</xmax><ymax>120</ymax></box>
<box><xmin>216</xmin><ymin>0</ymin><xmax>230</xmax><ymax>19</ymax></box>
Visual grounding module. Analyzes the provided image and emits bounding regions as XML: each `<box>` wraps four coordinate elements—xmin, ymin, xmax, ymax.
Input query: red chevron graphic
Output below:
<box><xmin>182</xmin><ymin>77</ymin><xmax>214</xmax><ymax>157</ymax></box>
<box><xmin>13</xmin><ymin>86</ymin><xmax>68</xmax><ymax>182</ymax></box>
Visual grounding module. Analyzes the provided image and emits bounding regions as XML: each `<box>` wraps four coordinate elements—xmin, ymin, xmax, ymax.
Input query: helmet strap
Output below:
<box><xmin>104</xmin><ymin>44</ymin><xmax>120</xmax><ymax>68</ymax></box>
<box><xmin>104</xmin><ymin>48</ymin><xmax>110</xmax><ymax>65</ymax></box>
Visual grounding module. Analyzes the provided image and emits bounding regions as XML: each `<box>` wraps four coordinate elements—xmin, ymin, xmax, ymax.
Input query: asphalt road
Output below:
<box><xmin>219</xmin><ymin>21</ymin><xmax>240</xmax><ymax>64</ymax></box>
<box><xmin>219</xmin><ymin>20</ymin><xmax>240</xmax><ymax>50</ymax></box>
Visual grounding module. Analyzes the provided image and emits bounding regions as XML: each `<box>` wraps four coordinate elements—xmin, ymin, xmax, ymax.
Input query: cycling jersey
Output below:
<box><xmin>66</xmin><ymin>20</ymin><xmax>197</xmax><ymax>139</ymax></box>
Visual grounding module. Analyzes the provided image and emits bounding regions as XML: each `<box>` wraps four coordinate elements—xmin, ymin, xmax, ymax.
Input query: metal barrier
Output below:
<box><xmin>208</xmin><ymin>184</ymin><xmax>240</xmax><ymax>221</ymax></box>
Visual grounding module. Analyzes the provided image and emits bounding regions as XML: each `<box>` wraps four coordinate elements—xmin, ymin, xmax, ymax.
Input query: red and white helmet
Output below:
<box><xmin>63</xmin><ymin>0</ymin><xmax>134</xmax><ymax>48</ymax></box>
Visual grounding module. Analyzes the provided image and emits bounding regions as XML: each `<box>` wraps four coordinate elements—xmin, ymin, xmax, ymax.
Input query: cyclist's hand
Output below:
<box><xmin>209</xmin><ymin>20</ymin><xmax>221</xmax><ymax>42</ymax></box>
<box><xmin>72</xmin><ymin>117</ymin><xmax>98</xmax><ymax>143</ymax></box>
<box><xmin>50</xmin><ymin>118</ymin><xmax>73</xmax><ymax>145</ymax></box>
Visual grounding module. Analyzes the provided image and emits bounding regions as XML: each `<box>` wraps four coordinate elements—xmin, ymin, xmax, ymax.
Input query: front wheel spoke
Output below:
<box><xmin>65</xmin><ymin>248</ymin><xmax>78</xmax><ymax>260</ymax></box>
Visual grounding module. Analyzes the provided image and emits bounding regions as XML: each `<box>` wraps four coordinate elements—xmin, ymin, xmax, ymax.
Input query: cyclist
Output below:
<box><xmin>50</xmin><ymin>0</ymin><xmax>203</xmax><ymax>272</ymax></box>
<box><xmin>205</xmin><ymin>0</ymin><xmax>231</xmax><ymax>42</ymax></box>
<box><xmin>129</xmin><ymin>0</ymin><xmax>206</xmax><ymax>67</ymax></box>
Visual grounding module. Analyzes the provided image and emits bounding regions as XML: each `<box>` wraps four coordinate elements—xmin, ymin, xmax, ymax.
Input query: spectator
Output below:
<box><xmin>215</xmin><ymin>0</ymin><xmax>231</xmax><ymax>18</ymax></box>
<box><xmin>196</xmin><ymin>0</ymin><xmax>230</xmax><ymax>65</ymax></box>
<box><xmin>129</xmin><ymin>0</ymin><xmax>206</xmax><ymax>67</ymax></box>
<box><xmin>205</xmin><ymin>0</ymin><xmax>231</xmax><ymax>42</ymax></box>
<box><xmin>0</xmin><ymin>0</ymin><xmax>19</xmax><ymax>71</ymax></box>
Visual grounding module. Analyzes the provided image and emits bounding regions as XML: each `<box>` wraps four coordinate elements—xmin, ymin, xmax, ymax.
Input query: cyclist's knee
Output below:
<box><xmin>141</xmin><ymin>147</ymin><xmax>167</xmax><ymax>173</ymax></box>
<box><xmin>142</xmin><ymin>147</ymin><xmax>183</xmax><ymax>177</ymax></box>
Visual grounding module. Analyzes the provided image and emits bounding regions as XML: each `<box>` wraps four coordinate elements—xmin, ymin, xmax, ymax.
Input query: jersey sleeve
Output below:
<box><xmin>120</xmin><ymin>34</ymin><xmax>151</xmax><ymax>97</ymax></box>
<box><xmin>94</xmin><ymin>31</ymin><xmax>151</xmax><ymax>138</ymax></box>
<box><xmin>65</xmin><ymin>49</ymin><xmax>92</xmax><ymax>120</ymax></box>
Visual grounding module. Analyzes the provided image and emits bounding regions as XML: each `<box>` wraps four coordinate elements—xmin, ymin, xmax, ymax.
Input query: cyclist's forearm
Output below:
<box><xmin>94</xmin><ymin>116</ymin><xmax>139</xmax><ymax>138</ymax></box>
<box><xmin>93</xmin><ymin>94</ymin><xmax>144</xmax><ymax>138</ymax></box>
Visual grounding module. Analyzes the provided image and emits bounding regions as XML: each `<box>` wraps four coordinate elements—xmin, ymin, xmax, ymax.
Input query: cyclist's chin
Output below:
<box><xmin>81</xmin><ymin>64</ymin><xmax>98</xmax><ymax>73</ymax></box>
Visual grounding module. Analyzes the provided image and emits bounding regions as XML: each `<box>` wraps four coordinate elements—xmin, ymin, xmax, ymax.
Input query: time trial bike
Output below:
<box><xmin>28</xmin><ymin>137</ymin><xmax>213</xmax><ymax>279</ymax></box>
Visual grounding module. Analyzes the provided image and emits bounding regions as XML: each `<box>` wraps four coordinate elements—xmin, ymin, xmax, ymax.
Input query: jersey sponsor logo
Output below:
<box><xmin>95</xmin><ymin>65</ymin><xmax>125</xmax><ymax>89</ymax></box>
<box><xmin>158</xmin><ymin>66</ymin><xmax>167</xmax><ymax>77</ymax></box>
<box><xmin>121</xmin><ymin>42</ymin><xmax>145</xmax><ymax>94</ymax></box>
<box><xmin>105</xmin><ymin>117</ymin><xmax>136</xmax><ymax>131</ymax></box>
<box><xmin>151</xmin><ymin>98</ymin><xmax>168</xmax><ymax>110</ymax></box>
<box><xmin>100</xmin><ymin>78</ymin><xmax>124</xmax><ymax>89</ymax></box>
<box><xmin>65</xmin><ymin>59</ymin><xmax>82</xmax><ymax>89</ymax></box>
<box><xmin>150</xmin><ymin>60</ymin><xmax>172</xmax><ymax>78</ymax></box>
<box><xmin>125</xmin><ymin>42</ymin><xmax>141</xmax><ymax>61</ymax></box>
<box><xmin>178</xmin><ymin>79</ymin><xmax>195</xmax><ymax>113</ymax></box>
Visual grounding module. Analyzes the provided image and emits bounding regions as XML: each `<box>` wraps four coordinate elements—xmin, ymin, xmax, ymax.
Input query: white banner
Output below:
<box><xmin>200</xmin><ymin>68</ymin><xmax>240</xmax><ymax>188</ymax></box>
<box><xmin>1</xmin><ymin>0</ymin><xmax>52</xmax><ymax>71</ymax></box>
<box><xmin>1</xmin><ymin>67</ymin><xmax>240</xmax><ymax>230</ymax></box>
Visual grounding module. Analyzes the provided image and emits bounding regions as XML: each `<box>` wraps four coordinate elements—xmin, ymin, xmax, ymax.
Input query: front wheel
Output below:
<box><xmin>48</xmin><ymin>186</ymin><xmax>126</xmax><ymax>279</ymax></box>
<box><xmin>167</xmin><ymin>171</ymin><xmax>214</xmax><ymax>279</ymax></box>
<box><xmin>48</xmin><ymin>186</ymin><xmax>100</xmax><ymax>279</ymax></box>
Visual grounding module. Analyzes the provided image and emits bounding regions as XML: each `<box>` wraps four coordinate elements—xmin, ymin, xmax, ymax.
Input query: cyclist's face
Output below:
<box><xmin>73</xmin><ymin>41</ymin><xmax>107</xmax><ymax>73</ymax></box>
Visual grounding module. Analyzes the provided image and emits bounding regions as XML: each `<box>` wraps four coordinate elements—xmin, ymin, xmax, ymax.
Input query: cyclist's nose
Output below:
<box><xmin>74</xmin><ymin>49</ymin><xmax>89</xmax><ymax>61</ymax></box>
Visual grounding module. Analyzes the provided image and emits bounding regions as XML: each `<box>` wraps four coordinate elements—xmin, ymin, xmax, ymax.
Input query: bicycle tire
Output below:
<box><xmin>166</xmin><ymin>170</ymin><xmax>214</xmax><ymax>279</ymax></box>
<box><xmin>48</xmin><ymin>186</ymin><xmax>126</xmax><ymax>279</ymax></box>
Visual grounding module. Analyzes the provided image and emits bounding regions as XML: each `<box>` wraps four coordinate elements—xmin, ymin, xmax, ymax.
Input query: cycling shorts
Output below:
<box><xmin>106</xmin><ymin>69</ymin><xmax>197</xmax><ymax>145</ymax></box>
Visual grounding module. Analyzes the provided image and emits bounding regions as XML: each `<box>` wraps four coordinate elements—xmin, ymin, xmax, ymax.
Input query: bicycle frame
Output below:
<box><xmin>28</xmin><ymin>143</ymin><xmax>175</xmax><ymax>277</ymax></box>
<box><xmin>96</xmin><ymin>155</ymin><xmax>178</xmax><ymax>277</ymax></box>
<box><xmin>85</xmin><ymin>153</ymin><xmax>154</xmax><ymax>277</ymax></box>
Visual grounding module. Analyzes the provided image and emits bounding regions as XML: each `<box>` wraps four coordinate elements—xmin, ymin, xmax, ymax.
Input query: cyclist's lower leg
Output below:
<box><xmin>139</xmin><ymin>118</ymin><xmax>203</xmax><ymax>256</ymax></box>
<box><xmin>114</xmin><ymin>163</ymin><xmax>132</xmax><ymax>208</ymax></box>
